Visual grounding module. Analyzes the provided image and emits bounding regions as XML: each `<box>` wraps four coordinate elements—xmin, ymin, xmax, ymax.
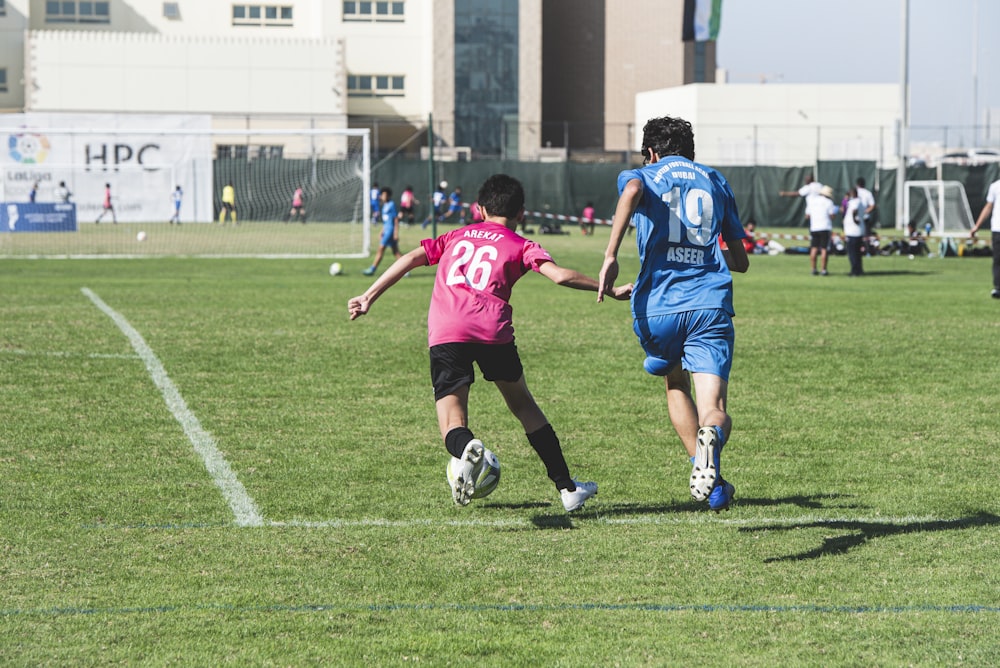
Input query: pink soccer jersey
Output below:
<box><xmin>420</xmin><ymin>222</ymin><xmax>553</xmax><ymax>346</ymax></box>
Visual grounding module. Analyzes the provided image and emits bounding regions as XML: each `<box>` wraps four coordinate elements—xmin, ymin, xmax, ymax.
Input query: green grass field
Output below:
<box><xmin>2</xmin><ymin>231</ymin><xmax>999</xmax><ymax>665</ymax></box>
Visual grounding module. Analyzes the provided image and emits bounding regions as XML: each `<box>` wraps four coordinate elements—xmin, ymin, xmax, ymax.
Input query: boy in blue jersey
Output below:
<box><xmin>363</xmin><ymin>186</ymin><xmax>403</xmax><ymax>276</ymax></box>
<box><xmin>597</xmin><ymin>115</ymin><xmax>750</xmax><ymax>512</ymax></box>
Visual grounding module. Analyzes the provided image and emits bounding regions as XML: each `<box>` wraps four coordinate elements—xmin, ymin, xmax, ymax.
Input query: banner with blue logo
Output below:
<box><xmin>1</xmin><ymin>203</ymin><xmax>77</xmax><ymax>232</ymax></box>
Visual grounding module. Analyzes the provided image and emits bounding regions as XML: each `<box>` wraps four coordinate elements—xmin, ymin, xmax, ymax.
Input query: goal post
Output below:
<box><xmin>902</xmin><ymin>180</ymin><xmax>975</xmax><ymax>237</ymax></box>
<box><xmin>0</xmin><ymin>125</ymin><xmax>371</xmax><ymax>258</ymax></box>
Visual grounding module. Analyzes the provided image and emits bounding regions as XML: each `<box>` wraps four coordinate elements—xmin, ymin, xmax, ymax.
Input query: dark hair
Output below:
<box><xmin>380</xmin><ymin>186</ymin><xmax>392</xmax><ymax>197</ymax></box>
<box><xmin>477</xmin><ymin>174</ymin><xmax>525</xmax><ymax>219</ymax></box>
<box><xmin>856</xmin><ymin>177</ymin><xmax>867</xmax><ymax>187</ymax></box>
<box><xmin>641</xmin><ymin>116</ymin><xmax>695</xmax><ymax>161</ymax></box>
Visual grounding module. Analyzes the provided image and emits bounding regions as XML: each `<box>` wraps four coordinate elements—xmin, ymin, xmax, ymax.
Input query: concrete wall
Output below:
<box><xmin>636</xmin><ymin>83</ymin><xmax>901</xmax><ymax>166</ymax></box>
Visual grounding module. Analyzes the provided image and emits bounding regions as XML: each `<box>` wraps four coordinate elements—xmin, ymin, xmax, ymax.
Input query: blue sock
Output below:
<box><xmin>713</xmin><ymin>425</ymin><xmax>727</xmax><ymax>449</ymax></box>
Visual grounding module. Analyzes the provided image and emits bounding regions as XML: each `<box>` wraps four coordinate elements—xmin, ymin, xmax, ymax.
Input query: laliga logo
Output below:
<box><xmin>8</xmin><ymin>132</ymin><xmax>51</xmax><ymax>164</ymax></box>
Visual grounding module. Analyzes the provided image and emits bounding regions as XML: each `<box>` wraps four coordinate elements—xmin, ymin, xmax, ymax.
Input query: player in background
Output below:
<box><xmin>55</xmin><ymin>181</ymin><xmax>72</xmax><ymax>203</ymax></box>
<box><xmin>441</xmin><ymin>185</ymin><xmax>466</xmax><ymax>224</ymax></box>
<box><xmin>370</xmin><ymin>182</ymin><xmax>381</xmax><ymax>224</ymax></box>
<box><xmin>29</xmin><ymin>182</ymin><xmax>39</xmax><ymax>203</ymax></box>
<box><xmin>169</xmin><ymin>185</ymin><xmax>183</xmax><ymax>224</ymax></box>
<box><xmin>284</xmin><ymin>185</ymin><xmax>306</xmax><ymax>223</ymax></box>
<box><xmin>969</xmin><ymin>176</ymin><xmax>1000</xmax><ymax>298</ymax></box>
<box><xmin>95</xmin><ymin>183</ymin><xmax>117</xmax><ymax>224</ymax></box>
<box><xmin>349</xmin><ymin>174</ymin><xmax>632</xmax><ymax>510</ymax></box>
<box><xmin>400</xmin><ymin>185</ymin><xmax>418</xmax><ymax>226</ymax></box>
<box><xmin>581</xmin><ymin>201</ymin><xmax>596</xmax><ymax>236</ymax></box>
<box><xmin>422</xmin><ymin>181</ymin><xmax>448</xmax><ymax>229</ymax></box>
<box><xmin>598</xmin><ymin>115</ymin><xmax>750</xmax><ymax>512</ymax></box>
<box><xmin>219</xmin><ymin>182</ymin><xmax>237</xmax><ymax>225</ymax></box>
<box><xmin>362</xmin><ymin>186</ymin><xmax>403</xmax><ymax>276</ymax></box>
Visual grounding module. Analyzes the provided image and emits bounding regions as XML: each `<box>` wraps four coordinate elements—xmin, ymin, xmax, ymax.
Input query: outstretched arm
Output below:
<box><xmin>348</xmin><ymin>247</ymin><xmax>429</xmax><ymax>320</ymax></box>
<box><xmin>599</xmin><ymin>178</ymin><xmax>643</xmax><ymax>302</ymax></box>
<box><xmin>536</xmin><ymin>261</ymin><xmax>632</xmax><ymax>300</ymax></box>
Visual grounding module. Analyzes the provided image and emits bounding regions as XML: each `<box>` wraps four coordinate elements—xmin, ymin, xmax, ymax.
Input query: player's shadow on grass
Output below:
<box><xmin>742</xmin><ymin>511</ymin><xmax>1000</xmax><ymax>562</ymax></box>
<box><xmin>849</xmin><ymin>269</ymin><xmax>935</xmax><ymax>277</ymax></box>
<box><xmin>574</xmin><ymin>492</ymin><xmax>862</xmax><ymax>520</ymax></box>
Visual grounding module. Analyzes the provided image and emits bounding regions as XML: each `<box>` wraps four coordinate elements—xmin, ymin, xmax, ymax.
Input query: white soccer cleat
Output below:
<box><xmin>560</xmin><ymin>479</ymin><xmax>598</xmax><ymax>512</ymax></box>
<box><xmin>690</xmin><ymin>427</ymin><xmax>719</xmax><ymax>502</ymax></box>
<box><xmin>451</xmin><ymin>439</ymin><xmax>485</xmax><ymax>506</ymax></box>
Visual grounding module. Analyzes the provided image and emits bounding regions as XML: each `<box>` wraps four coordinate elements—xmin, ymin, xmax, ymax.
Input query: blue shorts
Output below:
<box><xmin>379</xmin><ymin>227</ymin><xmax>399</xmax><ymax>250</ymax></box>
<box><xmin>633</xmin><ymin>309</ymin><xmax>735</xmax><ymax>381</ymax></box>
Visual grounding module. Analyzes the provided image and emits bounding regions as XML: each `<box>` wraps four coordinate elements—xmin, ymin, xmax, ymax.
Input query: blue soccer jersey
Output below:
<box><xmin>381</xmin><ymin>200</ymin><xmax>398</xmax><ymax>231</ymax></box>
<box><xmin>618</xmin><ymin>157</ymin><xmax>745</xmax><ymax>318</ymax></box>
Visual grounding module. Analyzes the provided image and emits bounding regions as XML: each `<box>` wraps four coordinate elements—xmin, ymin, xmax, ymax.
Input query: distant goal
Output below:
<box><xmin>902</xmin><ymin>180</ymin><xmax>975</xmax><ymax>237</ymax></box>
<box><xmin>0</xmin><ymin>126</ymin><xmax>371</xmax><ymax>258</ymax></box>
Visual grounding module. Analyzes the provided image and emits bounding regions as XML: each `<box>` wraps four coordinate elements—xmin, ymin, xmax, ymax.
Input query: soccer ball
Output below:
<box><xmin>136</xmin><ymin>231</ymin><xmax>147</xmax><ymax>242</ymax></box>
<box><xmin>446</xmin><ymin>447</ymin><xmax>501</xmax><ymax>499</ymax></box>
<box><xmin>329</xmin><ymin>262</ymin><xmax>342</xmax><ymax>276</ymax></box>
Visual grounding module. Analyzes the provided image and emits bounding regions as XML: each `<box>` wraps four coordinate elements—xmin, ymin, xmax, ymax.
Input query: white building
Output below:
<box><xmin>636</xmin><ymin>83</ymin><xmax>902</xmax><ymax>167</ymax></box>
<box><xmin>0</xmin><ymin>0</ymin><xmax>710</xmax><ymax>159</ymax></box>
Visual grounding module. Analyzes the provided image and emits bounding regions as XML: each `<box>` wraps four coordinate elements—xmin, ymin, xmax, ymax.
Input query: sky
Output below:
<box><xmin>715</xmin><ymin>0</ymin><xmax>999</xmax><ymax>146</ymax></box>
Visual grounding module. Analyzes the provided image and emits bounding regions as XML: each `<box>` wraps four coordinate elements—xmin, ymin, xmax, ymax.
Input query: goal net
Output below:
<box><xmin>903</xmin><ymin>180</ymin><xmax>975</xmax><ymax>237</ymax></box>
<box><xmin>0</xmin><ymin>125</ymin><xmax>370</xmax><ymax>258</ymax></box>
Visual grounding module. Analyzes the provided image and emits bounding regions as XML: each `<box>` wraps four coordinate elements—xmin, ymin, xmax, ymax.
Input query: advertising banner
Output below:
<box><xmin>1</xmin><ymin>203</ymin><xmax>77</xmax><ymax>232</ymax></box>
<box><xmin>0</xmin><ymin>114</ymin><xmax>213</xmax><ymax>223</ymax></box>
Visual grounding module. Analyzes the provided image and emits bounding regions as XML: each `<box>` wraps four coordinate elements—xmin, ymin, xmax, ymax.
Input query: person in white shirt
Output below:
<box><xmin>842</xmin><ymin>187</ymin><xmax>865</xmax><ymax>277</ymax></box>
<box><xmin>969</xmin><ymin>178</ymin><xmax>1000</xmax><ymax>298</ymax></box>
<box><xmin>804</xmin><ymin>185</ymin><xmax>839</xmax><ymax>276</ymax></box>
<box><xmin>855</xmin><ymin>177</ymin><xmax>877</xmax><ymax>227</ymax></box>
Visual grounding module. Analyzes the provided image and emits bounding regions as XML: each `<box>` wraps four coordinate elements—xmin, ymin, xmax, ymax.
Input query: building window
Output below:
<box><xmin>0</xmin><ymin>69</ymin><xmax>7</xmax><ymax>94</ymax></box>
<box><xmin>347</xmin><ymin>74</ymin><xmax>405</xmax><ymax>97</ymax></box>
<box><xmin>163</xmin><ymin>2</ymin><xmax>180</xmax><ymax>19</ymax></box>
<box><xmin>344</xmin><ymin>1</ymin><xmax>404</xmax><ymax>22</ymax></box>
<box><xmin>232</xmin><ymin>4</ymin><xmax>293</xmax><ymax>27</ymax></box>
<box><xmin>0</xmin><ymin>0</ymin><xmax>7</xmax><ymax>17</ymax></box>
<box><xmin>45</xmin><ymin>1</ymin><xmax>111</xmax><ymax>24</ymax></box>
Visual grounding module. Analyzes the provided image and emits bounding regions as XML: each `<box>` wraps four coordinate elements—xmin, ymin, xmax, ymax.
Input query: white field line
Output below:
<box><xmin>81</xmin><ymin>287</ymin><xmax>265</xmax><ymax>528</ymax></box>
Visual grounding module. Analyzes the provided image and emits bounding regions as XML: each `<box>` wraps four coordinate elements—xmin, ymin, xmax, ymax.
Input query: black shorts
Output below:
<box><xmin>429</xmin><ymin>342</ymin><xmax>524</xmax><ymax>400</ymax></box>
<box><xmin>810</xmin><ymin>230</ymin><xmax>831</xmax><ymax>249</ymax></box>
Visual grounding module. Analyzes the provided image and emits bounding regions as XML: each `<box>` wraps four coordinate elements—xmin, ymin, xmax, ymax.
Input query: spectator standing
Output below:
<box><xmin>969</xmin><ymin>177</ymin><xmax>1000</xmax><ymax>298</ymax></box>
<box><xmin>805</xmin><ymin>185</ymin><xmax>839</xmax><ymax>276</ymax></box>
<box><xmin>842</xmin><ymin>187</ymin><xmax>865</xmax><ymax>277</ymax></box>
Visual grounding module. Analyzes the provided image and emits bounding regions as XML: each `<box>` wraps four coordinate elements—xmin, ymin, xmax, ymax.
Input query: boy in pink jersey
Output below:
<box><xmin>349</xmin><ymin>174</ymin><xmax>631</xmax><ymax>510</ymax></box>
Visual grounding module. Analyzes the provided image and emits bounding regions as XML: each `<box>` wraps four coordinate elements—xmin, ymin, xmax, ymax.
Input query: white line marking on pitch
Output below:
<box><xmin>81</xmin><ymin>287</ymin><xmax>265</xmax><ymax>528</ymax></box>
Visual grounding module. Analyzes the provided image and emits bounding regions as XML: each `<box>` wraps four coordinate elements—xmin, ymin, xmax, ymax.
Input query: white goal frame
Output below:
<box><xmin>902</xmin><ymin>180</ymin><xmax>975</xmax><ymax>237</ymax></box>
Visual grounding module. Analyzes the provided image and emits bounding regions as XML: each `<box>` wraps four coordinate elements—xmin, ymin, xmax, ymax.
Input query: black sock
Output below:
<box><xmin>526</xmin><ymin>424</ymin><xmax>574</xmax><ymax>491</ymax></box>
<box><xmin>444</xmin><ymin>426</ymin><xmax>475</xmax><ymax>459</ymax></box>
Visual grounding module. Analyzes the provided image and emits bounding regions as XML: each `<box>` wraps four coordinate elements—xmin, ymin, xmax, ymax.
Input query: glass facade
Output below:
<box><xmin>454</xmin><ymin>0</ymin><xmax>518</xmax><ymax>154</ymax></box>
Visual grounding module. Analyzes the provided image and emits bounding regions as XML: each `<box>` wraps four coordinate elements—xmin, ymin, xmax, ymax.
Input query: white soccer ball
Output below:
<box><xmin>136</xmin><ymin>231</ymin><xmax>147</xmax><ymax>242</ymax></box>
<box><xmin>329</xmin><ymin>262</ymin><xmax>342</xmax><ymax>276</ymax></box>
<box><xmin>446</xmin><ymin>447</ymin><xmax>501</xmax><ymax>499</ymax></box>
